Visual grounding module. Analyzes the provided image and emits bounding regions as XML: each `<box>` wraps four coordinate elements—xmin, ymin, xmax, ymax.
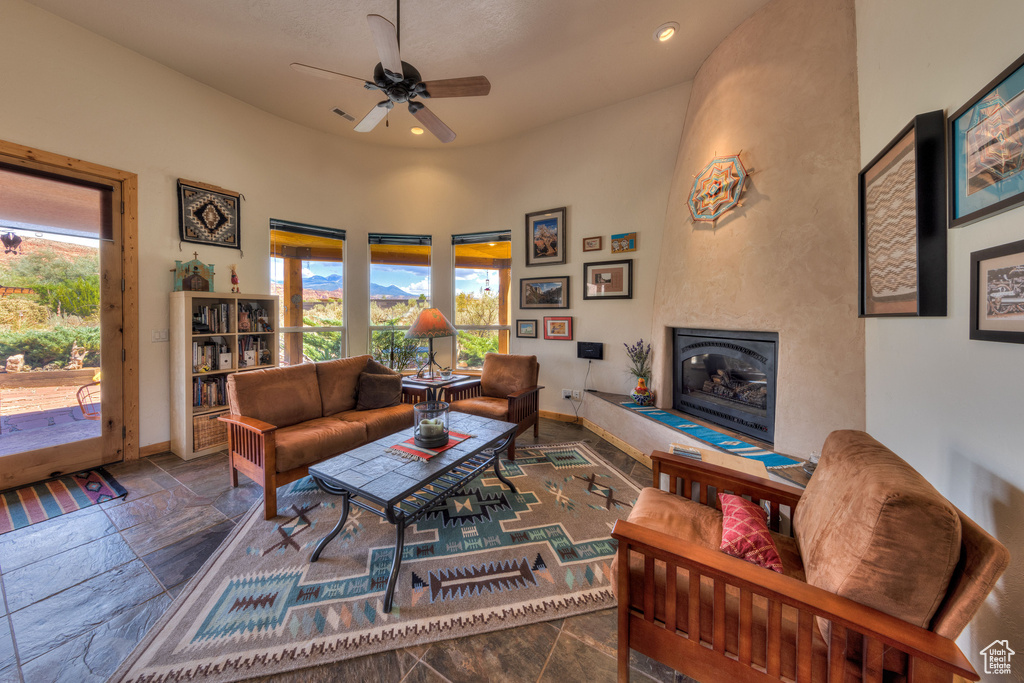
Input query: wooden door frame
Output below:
<box><xmin>0</xmin><ymin>139</ymin><xmax>140</xmax><ymax>464</ymax></box>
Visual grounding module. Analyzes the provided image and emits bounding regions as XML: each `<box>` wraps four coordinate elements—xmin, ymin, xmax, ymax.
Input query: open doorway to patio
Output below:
<box><xmin>0</xmin><ymin>142</ymin><xmax>135</xmax><ymax>490</ymax></box>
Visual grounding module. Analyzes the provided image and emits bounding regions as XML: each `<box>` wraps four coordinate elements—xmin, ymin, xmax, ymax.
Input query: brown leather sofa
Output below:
<box><xmin>220</xmin><ymin>355</ymin><xmax>423</xmax><ymax>519</ymax></box>
<box><xmin>612</xmin><ymin>430</ymin><xmax>1010</xmax><ymax>683</ymax></box>
<box><xmin>446</xmin><ymin>353</ymin><xmax>542</xmax><ymax>460</ymax></box>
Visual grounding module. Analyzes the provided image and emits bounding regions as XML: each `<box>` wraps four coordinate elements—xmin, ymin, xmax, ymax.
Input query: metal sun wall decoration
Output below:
<box><xmin>688</xmin><ymin>154</ymin><xmax>749</xmax><ymax>223</ymax></box>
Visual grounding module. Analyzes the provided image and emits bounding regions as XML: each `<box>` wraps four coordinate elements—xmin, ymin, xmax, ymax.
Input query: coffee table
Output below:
<box><xmin>308</xmin><ymin>411</ymin><xmax>519</xmax><ymax>612</ymax></box>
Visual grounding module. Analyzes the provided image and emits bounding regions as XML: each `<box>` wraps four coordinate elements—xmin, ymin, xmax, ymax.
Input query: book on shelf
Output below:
<box><xmin>193</xmin><ymin>375</ymin><xmax>228</xmax><ymax>409</ymax></box>
<box><xmin>192</xmin><ymin>339</ymin><xmax>229</xmax><ymax>372</ymax></box>
<box><xmin>237</xmin><ymin>302</ymin><xmax>273</xmax><ymax>333</ymax></box>
<box><xmin>237</xmin><ymin>335</ymin><xmax>270</xmax><ymax>367</ymax></box>
<box><xmin>192</xmin><ymin>303</ymin><xmax>230</xmax><ymax>334</ymax></box>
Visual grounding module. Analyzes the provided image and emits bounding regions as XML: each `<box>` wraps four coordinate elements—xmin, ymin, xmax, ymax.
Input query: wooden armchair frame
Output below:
<box><xmin>220</xmin><ymin>385</ymin><xmax>427</xmax><ymax>520</ymax></box>
<box><xmin>611</xmin><ymin>450</ymin><xmax>979</xmax><ymax>683</ymax></box>
<box><xmin>446</xmin><ymin>379</ymin><xmax>542</xmax><ymax>460</ymax></box>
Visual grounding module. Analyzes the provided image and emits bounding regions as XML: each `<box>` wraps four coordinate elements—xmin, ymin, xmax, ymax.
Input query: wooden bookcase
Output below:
<box><xmin>169</xmin><ymin>291</ymin><xmax>279</xmax><ymax>460</ymax></box>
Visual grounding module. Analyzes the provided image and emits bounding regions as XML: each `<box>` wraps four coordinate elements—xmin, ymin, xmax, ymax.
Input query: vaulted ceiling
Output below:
<box><xmin>25</xmin><ymin>0</ymin><xmax>770</xmax><ymax>147</ymax></box>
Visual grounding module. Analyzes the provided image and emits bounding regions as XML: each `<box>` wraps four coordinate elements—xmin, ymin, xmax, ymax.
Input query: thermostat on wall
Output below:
<box><xmin>577</xmin><ymin>342</ymin><xmax>603</xmax><ymax>359</ymax></box>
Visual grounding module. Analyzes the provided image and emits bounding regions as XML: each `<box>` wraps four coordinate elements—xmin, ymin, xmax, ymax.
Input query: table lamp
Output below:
<box><xmin>405</xmin><ymin>308</ymin><xmax>457</xmax><ymax>379</ymax></box>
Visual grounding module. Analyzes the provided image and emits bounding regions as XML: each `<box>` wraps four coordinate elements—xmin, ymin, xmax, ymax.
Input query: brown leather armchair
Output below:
<box><xmin>612</xmin><ymin>432</ymin><xmax>1010</xmax><ymax>683</ymax></box>
<box><xmin>446</xmin><ymin>353</ymin><xmax>543</xmax><ymax>460</ymax></box>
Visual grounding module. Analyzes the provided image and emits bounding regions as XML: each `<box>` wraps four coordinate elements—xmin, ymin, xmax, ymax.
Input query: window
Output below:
<box><xmin>453</xmin><ymin>231</ymin><xmax>511</xmax><ymax>371</ymax></box>
<box><xmin>368</xmin><ymin>233</ymin><xmax>431</xmax><ymax>371</ymax></box>
<box><xmin>269</xmin><ymin>220</ymin><xmax>345</xmax><ymax>365</ymax></box>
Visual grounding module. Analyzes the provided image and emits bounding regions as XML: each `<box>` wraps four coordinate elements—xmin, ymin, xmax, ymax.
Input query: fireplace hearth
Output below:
<box><xmin>673</xmin><ymin>328</ymin><xmax>778</xmax><ymax>443</ymax></box>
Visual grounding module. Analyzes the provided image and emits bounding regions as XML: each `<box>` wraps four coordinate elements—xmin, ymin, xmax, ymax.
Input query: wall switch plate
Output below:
<box><xmin>152</xmin><ymin>329</ymin><xmax>169</xmax><ymax>342</ymax></box>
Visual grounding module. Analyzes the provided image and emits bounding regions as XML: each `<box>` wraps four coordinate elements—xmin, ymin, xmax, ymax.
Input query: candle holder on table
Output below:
<box><xmin>414</xmin><ymin>401</ymin><xmax>449</xmax><ymax>448</ymax></box>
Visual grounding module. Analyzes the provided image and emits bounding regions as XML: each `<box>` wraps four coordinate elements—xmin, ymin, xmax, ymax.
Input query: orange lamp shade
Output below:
<box><xmin>405</xmin><ymin>308</ymin><xmax>456</xmax><ymax>339</ymax></box>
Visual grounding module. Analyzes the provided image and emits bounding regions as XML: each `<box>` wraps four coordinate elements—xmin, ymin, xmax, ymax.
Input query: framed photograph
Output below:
<box><xmin>582</xmin><ymin>236</ymin><xmax>602</xmax><ymax>252</ymax></box>
<box><xmin>543</xmin><ymin>316</ymin><xmax>573</xmax><ymax>341</ymax></box>
<box><xmin>525</xmin><ymin>207</ymin><xmax>567</xmax><ymax>266</ymax></box>
<box><xmin>858</xmin><ymin>111</ymin><xmax>947</xmax><ymax>317</ymax></box>
<box><xmin>178</xmin><ymin>179</ymin><xmax>241</xmax><ymax>250</ymax></box>
<box><xmin>583</xmin><ymin>259</ymin><xmax>633</xmax><ymax>300</ymax></box>
<box><xmin>610</xmin><ymin>232</ymin><xmax>636</xmax><ymax>253</ymax></box>
<box><xmin>516</xmin><ymin>319</ymin><xmax>538</xmax><ymax>338</ymax></box>
<box><xmin>949</xmin><ymin>51</ymin><xmax>1024</xmax><ymax>229</ymax></box>
<box><xmin>970</xmin><ymin>238</ymin><xmax>1024</xmax><ymax>343</ymax></box>
<box><xmin>520</xmin><ymin>276</ymin><xmax>569</xmax><ymax>309</ymax></box>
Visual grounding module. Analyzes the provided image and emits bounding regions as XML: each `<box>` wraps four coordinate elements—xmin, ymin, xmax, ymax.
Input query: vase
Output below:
<box><xmin>630</xmin><ymin>377</ymin><xmax>653</xmax><ymax>406</ymax></box>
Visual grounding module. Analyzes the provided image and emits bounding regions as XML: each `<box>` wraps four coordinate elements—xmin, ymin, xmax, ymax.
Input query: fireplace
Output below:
<box><xmin>673</xmin><ymin>328</ymin><xmax>778</xmax><ymax>443</ymax></box>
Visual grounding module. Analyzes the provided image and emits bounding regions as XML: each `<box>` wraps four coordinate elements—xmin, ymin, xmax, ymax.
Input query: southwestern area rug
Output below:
<box><xmin>0</xmin><ymin>468</ymin><xmax>126</xmax><ymax>533</ymax></box>
<box><xmin>113</xmin><ymin>441</ymin><xmax>640</xmax><ymax>682</ymax></box>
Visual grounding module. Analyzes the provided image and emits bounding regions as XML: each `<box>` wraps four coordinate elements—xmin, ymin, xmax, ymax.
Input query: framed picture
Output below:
<box><xmin>610</xmin><ymin>232</ymin><xmax>636</xmax><ymax>253</ymax></box>
<box><xmin>520</xmin><ymin>276</ymin><xmax>569</xmax><ymax>309</ymax></box>
<box><xmin>970</xmin><ymin>238</ymin><xmax>1024</xmax><ymax>343</ymax></box>
<box><xmin>949</xmin><ymin>51</ymin><xmax>1024</xmax><ymax>229</ymax></box>
<box><xmin>582</xmin><ymin>236</ymin><xmax>602</xmax><ymax>252</ymax></box>
<box><xmin>525</xmin><ymin>207</ymin><xmax>567</xmax><ymax>266</ymax></box>
<box><xmin>543</xmin><ymin>316</ymin><xmax>573</xmax><ymax>341</ymax></box>
<box><xmin>178</xmin><ymin>179</ymin><xmax>241</xmax><ymax>250</ymax></box>
<box><xmin>858</xmin><ymin>111</ymin><xmax>947</xmax><ymax>317</ymax></box>
<box><xmin>516</xmin><ymin>319</ymin><xmax>538</xmax><ymax>338</ymax></box>
<box><xmin>583</xmin><ymin>259</ymin><xmax>633</xmax><ymax>300</ymax></box>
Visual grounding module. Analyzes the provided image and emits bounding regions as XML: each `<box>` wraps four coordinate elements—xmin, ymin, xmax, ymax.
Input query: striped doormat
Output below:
<box><xmin>0</xmin><ymin>469</ymin><xmax>127</xmax><ymax>534</ymax></box>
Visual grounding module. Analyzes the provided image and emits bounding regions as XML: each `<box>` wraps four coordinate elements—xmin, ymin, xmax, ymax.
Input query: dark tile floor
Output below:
<box><xmin>0</xmin><ymin>418</ymin><xmax>694</xmax><ymax>683</ymax></box>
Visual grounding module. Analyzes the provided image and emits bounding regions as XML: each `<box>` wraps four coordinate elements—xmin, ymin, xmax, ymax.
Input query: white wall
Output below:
<box><xmin>857</xmin><ymin>0</ymin><xmax>1024</xmax><ymax>674</ymax></box>
<box><xmin>0</xmin><ymin>0</ymin><xmax>687</xmax><ymax>447</ymax></box>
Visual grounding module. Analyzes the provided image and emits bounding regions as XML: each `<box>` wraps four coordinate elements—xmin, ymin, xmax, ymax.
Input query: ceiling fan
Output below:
<box><xmin>290</xmin><ymin>0</ymin><xmax>490</xmax><ymax>143</ymax></box>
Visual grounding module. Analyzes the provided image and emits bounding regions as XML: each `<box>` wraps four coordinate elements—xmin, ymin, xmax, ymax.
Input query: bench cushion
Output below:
<box><xmin>274</xmin><ymin>417</ymin><xmax>366</xmax><ymax>473</ymax></box>
<box><xmin>316</xmin><ymin>355</ymin><xmax>371</xmax><ymax>416</ymax></box>
<box><xmin>448</xmin><ymin>397</ymin><xmax>508</xmax><ymax>422</ymax></box>
<box><xmin>228</xmin><ymin>363</ymin><xmax>321</xmax><ymax>429</ymax></box>
<box><xmin>335</xmin><ymin>404</ymin><xmax>415</xmax><ymax>442</ymax></box>
<box><xmin>793</xmin><ymin>430</ymin><xmax>962</xmax><ymax>630</ymax></box>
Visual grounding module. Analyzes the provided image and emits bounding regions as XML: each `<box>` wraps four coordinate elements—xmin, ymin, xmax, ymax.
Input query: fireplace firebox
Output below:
<box><xmin>673</xmin><ymin>328</ymin><xmax>778</xmax><ymax>443</ymax></box>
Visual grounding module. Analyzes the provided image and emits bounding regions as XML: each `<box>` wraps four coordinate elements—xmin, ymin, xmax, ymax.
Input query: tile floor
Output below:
<box><xmin>0</xmin><ymin>418</ymin><xmax>695</xmax><ymax>683</ymax></box>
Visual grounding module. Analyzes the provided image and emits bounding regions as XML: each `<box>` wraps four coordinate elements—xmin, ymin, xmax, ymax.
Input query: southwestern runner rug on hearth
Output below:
<box><xmin>113</xmin><ymin>441</ymin><xmax>640</xmax><ymax>682</ymax></box>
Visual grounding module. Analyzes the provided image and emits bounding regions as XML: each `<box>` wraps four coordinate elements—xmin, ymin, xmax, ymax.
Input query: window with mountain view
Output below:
<box><xmin>453</xmin><ymin>231</ymin><xmax>511</xmax><ymax>371</ymax></box>
<box><xmin>269</xmin><ymin>221</ymin><xmax>345</xmax><ymax>365</ymax></box>
<box><xmin>369</xmin><ymin>234</ymin><xmax>431</xmax><ymax>372</ymax></box>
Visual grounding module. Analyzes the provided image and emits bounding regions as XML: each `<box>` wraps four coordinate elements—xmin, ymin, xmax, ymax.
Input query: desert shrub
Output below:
<box><xmin>0</xmin><ymin>326</ymin><xmax>100</xmax><ymax>368</ymax></box>
<box><xmin>457</xmin><ymin>331</ymin><xmax>498</xmax><ymax>368</ymax></box>
<box><xmin>35</xmin><ymin>276</ymin><xmax>101</xmax><ymax>318</ymax></box>
<box><xmin>0</xmin><ymin>297</ymin><xmax>51</xmax><ymax>329</ymax></box>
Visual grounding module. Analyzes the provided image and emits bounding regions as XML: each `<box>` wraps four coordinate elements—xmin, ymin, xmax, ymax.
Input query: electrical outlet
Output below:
<box><xmin>572</xmin><ymin>389</ymin><xmax>581</xmax><ymax>400</ymax></box>
<box><xmin>562</xmin><ymin>389</ymin><xmax>571</xmax><ymax>399</ymax></box>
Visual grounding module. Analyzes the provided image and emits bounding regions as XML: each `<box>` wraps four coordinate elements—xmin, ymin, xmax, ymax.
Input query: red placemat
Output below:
<box><xmin>387</xmin><ymin>431</ymin><xmax>473</xmax><ymax>460</ymax></box>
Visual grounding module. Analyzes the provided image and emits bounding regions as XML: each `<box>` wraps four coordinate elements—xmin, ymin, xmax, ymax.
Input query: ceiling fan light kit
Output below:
<box><xmin>293</xmin><ymin>0</ymin><xmax>490</xmax><ymax>143</ymax></box>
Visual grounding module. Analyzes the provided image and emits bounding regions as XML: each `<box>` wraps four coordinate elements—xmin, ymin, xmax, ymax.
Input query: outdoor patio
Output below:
<box><xmin>0</xmin><ymin>382</ymin><xmax>101</xmax><ymax>457</ymax></box>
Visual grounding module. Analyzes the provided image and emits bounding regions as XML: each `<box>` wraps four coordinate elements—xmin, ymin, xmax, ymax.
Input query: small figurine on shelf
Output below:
<box><xmin>230</xmin><ymin>264</ymin><xmax>240</xmax><ymax>293</ymax></box>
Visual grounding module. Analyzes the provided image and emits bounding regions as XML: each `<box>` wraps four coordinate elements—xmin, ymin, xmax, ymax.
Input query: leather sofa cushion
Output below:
<box><xmin>356</xmin><ymin>372</ymin><xmax>403</xmax><ymax>410</ymax></box>
<box><xmin>480</xmin><ymin>353</ymin><xmax>538</xmax><ymax>398</ymax></box>
<box><xmin>793</xmin><ymin>430</ymin><xmax>962</xmax><ymax>631</ymax></box>
<box><xmin>336</xmin><ymin>404</ymin><xmax>415</xmax><ymax>442</ymax></box>
<box><xmin>448</xmin><ymin>397</ymin><xmax>508</xmax><ymax>422</ymax></box>
<box><xmin>228</xmin><ymin>363</ymin><xmax>321</xmax><ymax>429</ymax></box>
<box><xmin>274</xmin><ymin>417</ymin><xmax>366</xmax><ymax>473</ymax></box>
<box><xmin>316</xmin><ymin>355</ymin><xmax>372</xmax><ymax>416</ymax></box>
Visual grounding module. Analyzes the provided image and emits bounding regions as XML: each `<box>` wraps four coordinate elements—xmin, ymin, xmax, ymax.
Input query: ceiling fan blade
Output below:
<box><xmin>366</xmin><ymin>14</ymin><xmax>403</xmax><ymax>80</ymax></box>
<box><xmin>411</xmin><ymin>104</ymin><xmax>456</xmax><ymax>143</ymax></box>
<box><xmin>420</xmin><ymin>76</ymin><xmax>491</xmax><ymax>98</ymax></box>
<box><xmin>290</xmin><ymin>62</ymin><xmax>368</xmax><ymax>86</ymax></box>
<box><xmin>354</xmin><ymin>103</ymin><xmax>391</xmax><ymax>133</ymax></box>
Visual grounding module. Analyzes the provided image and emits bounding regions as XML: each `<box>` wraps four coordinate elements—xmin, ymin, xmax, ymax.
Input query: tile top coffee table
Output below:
<box><xmin>308</xmin><ymin>411</ymin><xmax>519</xmax><ymax>612</ymax></box>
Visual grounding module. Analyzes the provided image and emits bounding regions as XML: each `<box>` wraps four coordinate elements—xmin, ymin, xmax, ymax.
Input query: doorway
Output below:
<box><xmin>0</xmin><ymin>141</ymin><xmax>139</xmax><ymax>490</ymax></box>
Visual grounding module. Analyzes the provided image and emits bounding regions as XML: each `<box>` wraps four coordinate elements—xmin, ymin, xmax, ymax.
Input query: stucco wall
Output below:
<box><xmin>0</xmin><ymin>0</ymin><xmax>687</xmax><ymax>448</ymax></box>
<box><xmin>651</xmin><ymin>0</ymin><xmax>864</xmax><ymax>457</ymax></box>
<box><xmin>857</xmin><ymin>0</ymin><xmax>1024</xmax><ymax>673</ymax></box>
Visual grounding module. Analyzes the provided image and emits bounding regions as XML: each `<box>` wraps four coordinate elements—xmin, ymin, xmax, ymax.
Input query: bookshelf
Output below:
<box><xmin>170</xmin><ymin>291</ymin><xmax>279</xmax><ymax>460</ymax></box>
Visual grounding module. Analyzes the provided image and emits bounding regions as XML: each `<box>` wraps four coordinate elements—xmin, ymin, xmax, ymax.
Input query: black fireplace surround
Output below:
<box><xmin>673</xmin><ymin>328</ymin><xmax>778</xmax><ymax>443</ymax></box>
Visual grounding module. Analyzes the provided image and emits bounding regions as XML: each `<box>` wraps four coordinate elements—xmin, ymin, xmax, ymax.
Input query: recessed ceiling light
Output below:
<box><xmin>654</xmin><ymin>22</ymin><xmax>678</xmax><ymax>42</ymax></box>
<box><xmin>411</xmin><ymin>126</ymin><xmax>424</xmax><ymax>135</ymax></box>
